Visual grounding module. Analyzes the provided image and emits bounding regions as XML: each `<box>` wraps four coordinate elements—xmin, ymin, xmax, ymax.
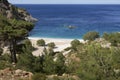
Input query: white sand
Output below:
<box><xmin>28</xmin><ymin>37</ymin><xmax>84</xmax><ymax>56</ymax></box>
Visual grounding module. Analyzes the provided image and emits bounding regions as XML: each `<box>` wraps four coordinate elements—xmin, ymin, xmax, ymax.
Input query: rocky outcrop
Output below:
<box><xmin>0</xmin><ymin>68</ymin><xmax>33</xmax><ymax>80</ymax></box>
<box><xmin>17</xmin><ymin>7</ymin><xmax>38</xmax><ymax>22</ymax></box>
<box><xmin>0</xmin><ymin>0</ymin><xmax>37</xmax><ymax>22</ymax></box>
<box><xmin>25</xmin><ymin>15</ymin><xmax>38</xmax><ymax>22</ymax></box>
<box><xmin>47</xmin><ymin>74</ymin><xmax>80</xmax><ymax>80</ymax></box>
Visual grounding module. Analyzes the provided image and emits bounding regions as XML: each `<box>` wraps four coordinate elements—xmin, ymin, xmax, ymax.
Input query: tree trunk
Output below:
<box><xmin>9</xmin><ymin>39</ymin><xmax>17</xmax><ymax>63</ymax></box>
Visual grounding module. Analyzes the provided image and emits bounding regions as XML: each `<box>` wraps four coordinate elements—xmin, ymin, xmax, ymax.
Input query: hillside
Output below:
<box><xmin>0</xmin><ymin>0</ymin><xmax>37</xmax><ymax>22</ymax></box>
<box><xmin>0</xmin><ymin>0</ymin><xmax>120</xmax><ymax>80</ymax></box>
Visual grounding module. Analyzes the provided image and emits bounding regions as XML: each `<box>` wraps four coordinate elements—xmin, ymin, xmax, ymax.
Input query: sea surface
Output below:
<box><xmin>16</xmin><ymin>4</ymin><xmax>120</xmax><ymax>39</ymax></box>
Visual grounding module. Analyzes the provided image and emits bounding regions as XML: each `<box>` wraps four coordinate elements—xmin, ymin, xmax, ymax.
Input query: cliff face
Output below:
<box><xmin>0</xmin><ymin>0</ymin><xmax>37</xmax><ymax>22</ymax></box>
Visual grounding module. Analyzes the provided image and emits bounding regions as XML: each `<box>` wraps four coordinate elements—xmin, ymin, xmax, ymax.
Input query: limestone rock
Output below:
<box><xmin>25</xmin><ymin>15</ymin><xmax>38</xmax><ymax>22</ymax></box>
<box><xmin>6</xmin><ymin>10</ymin><xmax>13</xmax><ymax>19</ymax></box>
<box><xmin>15</xmin><ymin>69</ymin><xmax>23</xmax><ymax>75</ymax></box>
<box><xmin>0</xmin><ymin>0</ymin><xmax>38</xmax><ymax>22</ymax></box>
<box><xmin>0</xmin><ymin>68</ymin><xmax>33</xmax><ymax>80</ymax></box>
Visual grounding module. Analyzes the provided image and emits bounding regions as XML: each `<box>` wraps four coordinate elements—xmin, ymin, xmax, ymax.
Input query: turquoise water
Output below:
<box><xmin>17</xmin><ymin>4</ymin><xmax>120</xmax><ymax>39</ymax></box>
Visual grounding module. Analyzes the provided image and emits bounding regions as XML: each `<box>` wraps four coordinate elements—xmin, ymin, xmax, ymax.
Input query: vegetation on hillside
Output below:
<box><xmin>103</xmin><ymin>32</ymin><xmax>120</xmax><ymax>46</ymax></box>
<box><xmin>83</xmin><ymin>31</ymin><xmax>100</xmax><ymax>41</ymax></box>
<box><xmin>47</xmin><ymin>42</ymin><xmax>55</xmax><ymax>48</ymax></box>
<box><xmin>0</xmin><ymin>1</ymin><xmax>120</xmax><ymax>79</ymax></box>
<box><xmin>1</xmin><ymin>29</ymin><xmax>120</xmax><ymax>80</ymax></box>
<box><xmin>37</xmin><ymin>39</ymin><xmax>46</xmax><ymax>46</ymax></box>
<box><xmin>0</xmin><ymin>14</ymin><xmax>34</xmax><ymax>63</ymax></box>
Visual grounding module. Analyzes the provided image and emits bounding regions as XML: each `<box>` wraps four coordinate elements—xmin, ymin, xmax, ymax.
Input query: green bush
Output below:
<box><xmin>48</xmin><ymin>48</ymin><xmax>55</xmax><ymax>56</ymax></box>
<box><xmin>55</xmin><ymin>53</ymin><xmax>66</xmax><ymax>75</ymax></box>
<box><xmin>102</xmin><ymin>32</ymin><xmax>109</xmax><ymax>40</ymax></box>
<box><xmin>16</xmin><ymin>39</ymin><xmax>35</xmax><ymax>72</ymax></box>
<box><xmin>0</xmin><ymin>48</ymin><xmax>3</xmax><ymax>56</ymax></box>
<box><xmin>32</xmin><ymin>73</ymin><xmax>46</xmax><ymax>80</ymax></box>
<box><xmin>16</xmin><ymin>53</ymin><xmax>35</xmax><ymax>71</ymax></box>
<box><xmin>43</xmin><ymin>55</ymin><xmax>56</xmax><ymax>74</ymax></box>
<box><xmin>0</xmin><ymin>54</ymin><xmax>12</xmax><ymax>69</ymax></box>
<box><xmin>103</xmin><ymin>32</ymin><xmax>120</xmax><ymax>46</ymax></box>
<box><xmin>23</xmin><ymin>39</ymin><xmax>33</xmax><ymax>51</ymax></box>
<box><xmin>83</xmin><ymin>31</ymin><xmax>99</xmax><ymax>41</ymax></box>
<box><xmin>0</xmin><ymin>54</ymin><xmax>11</xmax><ymax>61</ymax></box>
<box><xmin>37</xmin><ymin>39</ymin><xmax>45</xmax><ymax>46</ymax></box>
<box><xmin>71</xmin><ymin>39</ymin><xmax>80</xmax><ymax>51</ymax></box>
<box><xmin>47</xmin><ymin>42</ymin><xmax>55</xmax><ymax>48</ymax></box>
<box><xmin>74</xmin><ymin>43</ymin><xmax>120</xmax><ymax>80</ymax></box>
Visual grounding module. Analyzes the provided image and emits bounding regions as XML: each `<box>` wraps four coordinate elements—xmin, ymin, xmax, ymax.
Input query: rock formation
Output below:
<box><xmin>0</xmin><ymin>68</ymin><xmax>33</xmax><ymax>80</ymax></box>
<box><xmin>0</xmin><ymin>0</ymin><xmax>37</xmax><ymax>22</ymax></box>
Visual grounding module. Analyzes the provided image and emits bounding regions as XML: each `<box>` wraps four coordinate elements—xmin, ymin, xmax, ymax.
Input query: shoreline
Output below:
<box><xmin>28</xmin><ymin>37</ymin><xmax>84</xmax><ymax>42</ymax></box>
<box><xmin>28</xmin><ymin>37</ymin><xmax>84</xmax><ymax>56</ymax></box>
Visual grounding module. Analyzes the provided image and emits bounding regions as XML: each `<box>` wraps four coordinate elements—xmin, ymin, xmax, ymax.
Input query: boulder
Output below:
<box><xmin>6</xmin><ymin>10</ymin><xmax>13</xmax><ymax>19</ymax></box>
<box><xmin>25</xmin><ymin>15</ymin><xmax>38</xmax><ymax>22</ymax></box>
<box><xmin>0</xmin><ymin>68</ymin><xmax>33</xmax><ymax>80</ymax></box>
<box><xmin>15</xmin><ymin>69</ymin><xmax>23</xmax><ymax>75</ymax></box>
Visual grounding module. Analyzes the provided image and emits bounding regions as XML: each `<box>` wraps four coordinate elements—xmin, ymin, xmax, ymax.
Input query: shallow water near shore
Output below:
<box><xmin>17</xmin><ymin>4</ymin><xmax>120</xmax><ymax>39</ymax></box>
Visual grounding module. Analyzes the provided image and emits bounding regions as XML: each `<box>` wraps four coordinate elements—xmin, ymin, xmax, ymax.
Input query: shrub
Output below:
<box><xmin>32</xmin><ymin>73</ymin><xmax>46</xmax><ymax>80</ymax></box>
<box><xmin>0</xmin><ymin>54</ymin><xmax>11</xmax><ymax>61</ymax></box>
<box><xmin>103</xmin><ymin>32</ymin><xmax>120</xmax><ymax>46</ymax></box>
<box><xmin>16</xmin><ymin>53</ymin><xmax>35</xmax><ymax>71</ymax></box>
<box><xmin>47</xmin><ymin>42</ymin><xmax>55</xmax><ymax>48</ymax></box>
<box><xmin>16</xmin><ymin>39</ymin><xmax>35</xmax><ymax>72</ymax></box>
<box><xmin>102</xmin><ymin>32</ymin><xmax>109</xmax><ymax>41</ymax></box>
<box><xmin>23</xmin><ymin>39</ymin><xmax>33</xmax><ymax>51</ymax></box>
<box><xmin>0</xmin><ymin>54</ymin><xmax>12</xmax><ymax>69</ymax></box>
<box><xmin>43</xmin><ymin>55</ymin><xmax>56</xmax><ymax>74</ymax></box>
<box><xmin>0</xmin><ymin>48</ymin><xmax>3</xmax><ymax>55</ymax></box>
<box><xmin>37</xmin><ymin>39</ymin><xmax>45</xmax><ymax>46</ymax></box>
<box><xmin>71</xmin><ymin>39</ymin><xmax>80</xmax><ymax>51</ymax></box>
<box><xmin>55</xmin><ymin>53</ymin><xmax>66</xmax><ymax>75</ymax></box>
<box><xmin>83</xmin><ymin>31</ymin><xmax>99</xmax><ymax>41</ymax></box>
<box><xmin>47</xmin><ymin>47</ymin><xmax>55</xmax><ymax>56</ymax></box>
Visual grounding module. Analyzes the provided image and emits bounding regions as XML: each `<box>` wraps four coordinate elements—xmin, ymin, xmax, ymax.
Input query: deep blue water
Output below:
<box><xmin>16</xmin><ymin>4</ymin><xmax>120</xmax><ymax>39</ymax></box>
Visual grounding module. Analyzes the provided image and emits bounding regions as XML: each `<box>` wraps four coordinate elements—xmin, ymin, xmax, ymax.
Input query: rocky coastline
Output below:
<box><xmin>0</xmin><ymin>0</ymin><xmax>37</xmax><ymax>22</ymax></box>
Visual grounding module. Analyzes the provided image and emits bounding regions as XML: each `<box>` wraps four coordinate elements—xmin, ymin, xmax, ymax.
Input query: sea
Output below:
<box><xmin>16</xmin><ymin>4</ymin><xmax>120</xmax><ymax>39</ymax></box>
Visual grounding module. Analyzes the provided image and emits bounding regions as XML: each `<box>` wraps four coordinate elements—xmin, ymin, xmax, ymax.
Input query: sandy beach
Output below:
<box><xmin>28</xmin><ymin>37</ymin><xmax>84</xmax><ymax>56</ymax></box>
